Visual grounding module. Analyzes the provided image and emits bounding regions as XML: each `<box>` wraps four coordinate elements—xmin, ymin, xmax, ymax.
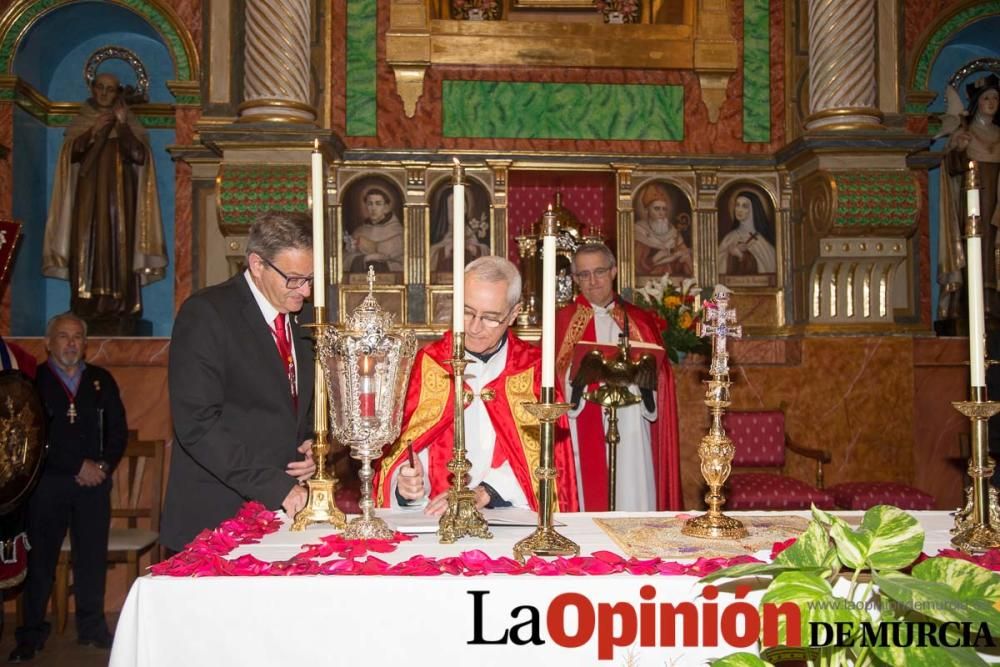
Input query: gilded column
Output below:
<box><xmin>805</xmin><ymin>0</ymin><xmax>882</xmax><ymax>130</ymax></box>
<box><xmin>239</xmin><ymin>0</ymin><xmax>316</xmax><ymax>122</ymax></box>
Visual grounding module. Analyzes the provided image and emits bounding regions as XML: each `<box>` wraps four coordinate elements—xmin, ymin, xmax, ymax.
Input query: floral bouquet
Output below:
<box><xmin>633</xmin><ymin>274</ymin><xmax>709</xmax><ymax>363</ymax></box>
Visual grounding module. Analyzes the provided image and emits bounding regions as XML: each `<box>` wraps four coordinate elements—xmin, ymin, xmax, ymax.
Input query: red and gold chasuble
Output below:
<box><xmin>374</xmin><ymin>331</ymin><xmax>579</xmax><ymax>512</ymax></box>
<box><xmin>556</xmin><ymin>294</ymin><xmax>682</xmax><ymax>511</ymax></box>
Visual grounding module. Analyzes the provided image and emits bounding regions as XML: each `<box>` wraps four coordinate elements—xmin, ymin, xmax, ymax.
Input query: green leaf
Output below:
<box><xmin>811</xmin><ymin>504</ymin><xmax>836</xmax><ymax>526</ymax></box>
<box><xmin>711</xmin><ymin>654</ymin><xmax>774</xmax><ymax>667</ymax></box>
<box><xmin>775</xmin><ymin>521</ymin><xmax>834</xmax><ymax>569</ymax></box>
<box><xmin>762</xmin><ymin>571</ymin><xmax>862</xmax><ymax>649</ymax></box>
<box><xmin>873</xmin><ymin>571</ymin><xmax>1000</xmax><ymax>637</ymax></box>
<box><xmin>862</xmin><ymin>506</ymin><xmax>925</xmax><ymax>570</ymax></box>
<box><xmin>700</xmin><ymin>562</ymin><xmax>796</xmax><ymax>584</ymax></box>
<box><xmin>912</xmin><ymin>557</ymin><xmax>1000</xmax><ymax>602</ymax></box>
<box><xmin>828</xmin><ymin>515</ymin><xmax>872</xmax><ymax>570</ymax></box>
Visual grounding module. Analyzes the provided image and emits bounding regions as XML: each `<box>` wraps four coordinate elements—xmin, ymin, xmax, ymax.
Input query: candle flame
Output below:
<box><xmin>313</xmin><ymin>138</ymin><xmax>320</xmax><ymax>151</ymax></box>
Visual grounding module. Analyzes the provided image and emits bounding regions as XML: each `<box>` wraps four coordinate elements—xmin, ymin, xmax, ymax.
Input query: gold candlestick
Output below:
<box><xmin>292</xmin><ymin>306</ymin><xmax>347</xmax><ymax>531</ymax></box>
<box><xmin>513</xmin><ymin>387</ymin><xmax>579</xmax><ymax>562</ymax></box>
<box><xmin>951</xmin><ymin>162</ymin><xmax>1000</xmax><ymax>552</ymax></box>
<box><xmin>438</xmin><ymin>332</ymin><xmax>492</xmax><ymax>543</ymax></box>
<box><xmin>682</xmin><ymin>288</ymin><xmax>748</xmax><ymax>540</ymax></box>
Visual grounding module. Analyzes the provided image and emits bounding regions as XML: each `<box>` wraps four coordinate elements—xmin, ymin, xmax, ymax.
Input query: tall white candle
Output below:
<box><xmin>311</xmin><ymin>140</ymin><xmax>325</xmax><ymax>309</ymax></box>
<box><xmin>452</xmin><ymin>159</ymin><xmax>465</xmax><ymax>333</ymax></box>
<box><xmin>541</xmin><ymin>206</ymin><xmax>556</xmax><ymax>388</ymax></box>
<box><xmin>968</xmin><ymin>188</ymin><xmax>981</xmax><ymax>218</ymax></box>
<box><xmin>968</xmin><ymin>234</ymin><xmax>987</xmax><ymax>386</ymax></box>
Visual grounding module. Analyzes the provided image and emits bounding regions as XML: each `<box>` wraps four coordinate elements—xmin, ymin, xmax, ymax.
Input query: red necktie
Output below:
<box><xmin>273</xmin><ymin>313</ymin><xmax>297</xmax><ymax>407</ymax></box>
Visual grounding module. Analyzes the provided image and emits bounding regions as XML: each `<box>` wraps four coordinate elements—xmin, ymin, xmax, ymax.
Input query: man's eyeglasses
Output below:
<box><xmin>573</xmin><ymin>266</ymin><xmax>613</xmax><ymax>282</ymax></box>
<box><xmin>260</xmin><ymin>256</ymin><xmax>314</xmax><ymax>289</ymax></box>
<box><xmin>464</xmin><ymin>306</ymin><xmax>513</xmax><ymax>329</ymax></box>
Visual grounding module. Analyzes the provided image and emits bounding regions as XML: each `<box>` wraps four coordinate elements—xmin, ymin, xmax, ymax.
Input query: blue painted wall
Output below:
<box><xmin>925</xmin><ymin>16</ymin><xmax>1000</xmax><ymax>320</ymax></box>
<box><xmin>10</xmin><ymin>1</ymin><xmax>176</xmax><ymax>336</ymax></box>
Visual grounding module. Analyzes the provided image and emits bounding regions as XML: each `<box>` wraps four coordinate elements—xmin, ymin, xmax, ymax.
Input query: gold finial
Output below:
<box><xmin>452</xmin><ymin>157</ymin><xmax>465</xmax><ymax>185</ymax></box>
<box><xmin>967</xmin><ymin>160</ymin><xmax>981</xmax><ymax>191</ymax></box>
<box><xmin>367</xmin><ymin>264</ymin><xmax>376</xmax><ymax>295</ymax></box>
<box><xmin>313</xmin><ymin>138</ymin><xmax>320</xmax><ymax>152</ymax></box>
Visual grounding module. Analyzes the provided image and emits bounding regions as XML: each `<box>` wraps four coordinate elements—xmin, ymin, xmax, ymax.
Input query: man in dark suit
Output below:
<box><xmin>160</xmin><ymin>211</ymin><xmax>317</xmax><ymax>554</ymax></box>
<box><xmin>12</xmin><ymin>313</ymin><xmax>127</xmax><ymax>661</ymax></box>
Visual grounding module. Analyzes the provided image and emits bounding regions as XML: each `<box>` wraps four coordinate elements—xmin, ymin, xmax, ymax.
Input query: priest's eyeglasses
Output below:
<box><xmin>261</xmin><ymin>256</ymin><xmax>315</xmax><ymax>289</ymax></box>
<box><xmin>573</xmin><ymin>266</ymin><xmax>612</xmax><ymax>282</ymax></box>
<box><xmin>464</xmin><ymin>306</ymin><xmax>512</xmax><ymax>329</ymax></box>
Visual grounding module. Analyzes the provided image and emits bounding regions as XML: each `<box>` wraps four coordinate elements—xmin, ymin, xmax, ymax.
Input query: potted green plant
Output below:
<box><xmin>702</xmin><ymin>504</ymin><xmax>1000</xmax><ymax>666</ymax></box>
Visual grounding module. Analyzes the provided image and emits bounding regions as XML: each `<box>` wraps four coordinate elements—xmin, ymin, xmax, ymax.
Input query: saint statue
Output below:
<box><xmin>937</xmin><ymin>74</ymin><xmax>1000</xmax><ymax>329</ymax></box>
<box><xmin>42</xmin><ymin>72</ymin><xmax>167</xmax><ymax>335</ymax></box>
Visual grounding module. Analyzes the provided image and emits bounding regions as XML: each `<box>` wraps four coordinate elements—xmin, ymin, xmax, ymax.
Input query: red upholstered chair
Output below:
<box><xmin>826</xmin><ymin>482</ymin><xmax>935</xmax><ymax>510</ymax></box>
<box><xmin>722</xmin><ymin>410</ymin><xmax>836</xmax><ymax>511</ymax></box>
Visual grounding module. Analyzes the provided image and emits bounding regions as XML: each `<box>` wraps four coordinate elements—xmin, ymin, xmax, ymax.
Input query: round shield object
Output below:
<box><xmin>0</xmin><ymin>371</ymin><xmax>45</xmax><ymax>515</ymax></box>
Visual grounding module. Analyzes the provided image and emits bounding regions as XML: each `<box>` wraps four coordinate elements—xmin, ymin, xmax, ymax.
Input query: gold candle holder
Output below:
<box><xmin>682</xmin><ymin>288</ymin><xmax>748</xmax><ymax>541</ymax></box>
<box><xmin>438</xmin><ymin>332</ymin><xmax>492</xmax><ymax>543</ymax></box>
<box><xmin>292</xmin><ymin>307</ymin><xmax>347</xmax><ymax>531</ymax></box>
<box><xmin>514</xmin><ymin>387</ymin><xmax>580</xmax><ymax>562</ymax></box>
<box><xmin>951</xmin><ymin>162</ymin><xmax>1000</xmax><ymax>551</ymax></box>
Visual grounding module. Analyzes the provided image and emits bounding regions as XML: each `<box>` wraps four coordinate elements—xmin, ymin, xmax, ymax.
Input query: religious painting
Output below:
<box><xmin>632</xmin><ymin>180</ymin><xmax>694</xmax><ymax>286</ymax></box>
<box><xmin>426</xmin><ymin>177</ymin><xmax>492</xmax><ymax>284</ymax></box>
<box><xmin>341</xmin><ymin>175</ymin><xmax>405</xmax><ymax>285</ymax></box>
<box><xmin>716</xmin><ymin>184</ymin><xmax>777</xmax><ymax>288</ymax></box>
<box><xmin>426</xmin><ymin>286</ymin><xmax>453</xmax><ymax>326</ymax></box>
<box><xmin>339</xmin><ymin>286</ymin><xmax>407</xmax><ymax>324</ymax></box>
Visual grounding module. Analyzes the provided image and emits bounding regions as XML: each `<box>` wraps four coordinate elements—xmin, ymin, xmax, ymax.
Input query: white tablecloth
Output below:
<box><xmin>109</xmin><ymin>510</ymin><xmax>963</xmax><ymax>667</ymax></box>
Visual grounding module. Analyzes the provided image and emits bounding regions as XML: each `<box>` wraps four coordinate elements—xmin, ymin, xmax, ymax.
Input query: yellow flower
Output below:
<box><xmin>679</xmin><ymin>312</ymin><xmax>693</xmax><ymax>329</ymax></box>
<box><xmin>664</xmin><ymin>296</ymin><xmax>682</xmax><ymax>308</ymax></box>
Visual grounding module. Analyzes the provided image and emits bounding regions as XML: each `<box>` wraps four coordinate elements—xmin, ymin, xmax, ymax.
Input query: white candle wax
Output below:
<box><xmin>968</xmin><ymin>188</ymin><xmax>981</xmax><ymax>218</ymax></box>
<box><xmin>311</xmin><ymin>144</ymin><xmax>325</xmax><ymax>309</ymax></box>
<box><xmin>541</xmin><ymin>233</ymin><xmax>556</xmax><ymax>388</ymax></box>
<box><xmin>967</xmin><ymin>235</ymin><xmax>987</xmax><ymax>387</ymax></box>
<box><xmin>452</xmin><ymin>166</ymin><xmax>465</xmax><ymax>333</ymax></box>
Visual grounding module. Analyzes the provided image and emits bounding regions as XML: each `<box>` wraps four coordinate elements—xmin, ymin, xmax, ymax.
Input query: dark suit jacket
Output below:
<box><xmin>161</xmin><ymin>273</ymin><xmax>314</xmax><ymax>551</ymax></box>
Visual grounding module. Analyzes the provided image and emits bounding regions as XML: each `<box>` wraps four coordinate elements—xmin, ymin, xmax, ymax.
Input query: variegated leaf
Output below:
<box><xmin>862</xmin><ymin>506</ymin><xmax>924</xmax><ymax>570</ymax></box>
<box><xmin>873</xmin><ymin>571</ymin><xmax>1000</xmax><ymax>636</ymax></box>
<box><xmin>762</xmin><ymin>571</ymin><xmax>862</xmax><ymax>649</ymax></box>
<box><xmin>711</xmin><ymin>654</ymin><xmax>774</xmax><ymax>667</ymax></box>
<box><xmin>869</xmin><ymin>640</ymin><xmax>987</xmax><ymax>666</ymax></box>
<box><xmin>775</xmin><ymin>521</ymin><xmax>834</xmax><ymax>569</ymax></box>
<box><xmin>828</xmin><ymin>515</ymin><xmax>871</xmax><ymax>570</ymax></box>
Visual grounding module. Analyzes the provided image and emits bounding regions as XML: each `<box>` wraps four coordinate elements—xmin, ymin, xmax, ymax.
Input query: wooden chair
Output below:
<box><xmin>722</xmin><ymin>410</ymin><xmax>836</xmax><ymax>510</ymax></box>
<box><xmin>53</xmin><ymin>431</ymin><xmax>165</xmax><ymax>633</ymax></box>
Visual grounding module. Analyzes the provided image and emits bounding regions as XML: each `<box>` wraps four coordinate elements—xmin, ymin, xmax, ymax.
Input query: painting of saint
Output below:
<box><xmin>716</xmin><ymin>186</ymin><xmax>777</xmax><ymax>287</ymax></box>
<box><xmin>633</xmin><ymin>181</ymin><xmax>694</xmax><ymax>283</ymax></box>
<box><xmin>427</xmin><ymin>178</ymin><xmax>491</xmax><ymax>283</ymax></box>
<box><xmin>342</xmin><ymin>176</ymin><xmax>405</xmax><ymax>283</ymax></box>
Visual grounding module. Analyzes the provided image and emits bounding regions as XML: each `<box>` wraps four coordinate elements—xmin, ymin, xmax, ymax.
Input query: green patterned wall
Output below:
<box><xmin>346</xmin><ymin>0</ymin><xmax>377</xmax><ymax>136</ymax></box>
<box><xmin>442</xmin><ymin>81</ymin><xmax>683</xmax><ymax>140</ymax></box>
<box><xmin>833</xmin><ymin>172</ymin><xmax>918</xmax><ymax>227</ymax></box>
<box><xmin>743</xmin><ymin>0</ymin><xmax>770</xmax><ymax>143</ymax></box>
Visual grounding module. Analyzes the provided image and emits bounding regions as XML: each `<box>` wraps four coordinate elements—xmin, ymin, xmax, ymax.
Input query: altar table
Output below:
<box><xmin>109</xmin><ymin>510</ymin><xmax>964</xmax><ymax>667</ymax></box>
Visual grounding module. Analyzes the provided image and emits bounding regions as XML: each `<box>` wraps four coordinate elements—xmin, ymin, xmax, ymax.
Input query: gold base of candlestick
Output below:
<box><xmin>950</xmin><ymin>394</ymin><xmax>1000</xmax><ymax>553</ymax></box>
<box><xmin>438</xmin><ymin>486</ymin><xmax>492</xmax><ymax>543</ymax></box>
<box><xmin>513</xmin><ymin>399</ymin><xmax>579</xmax><ymax>562</ymax></box>
<box><xmin>345</xmin><ymin>515</ymin><xmax>394</xmax><ymax>540</ymax></box>
<box><xmin>439</xmin><ymin>332</ymin><xmax>493</xmax><ymax>543</ymax></box>
<box><xmin>291</xmin><ymin>477</ymin><xmax>346</xmax><ymax>531</ymax></box>
<box><xmin>682</xmin><ymin>509</ymin><xmax>749</xmax><ymax>540</ymax></box>
<box><xmin>514</xmin><ymin>527</ymin><xmax>580</xmax><ymax>561</ymax></box>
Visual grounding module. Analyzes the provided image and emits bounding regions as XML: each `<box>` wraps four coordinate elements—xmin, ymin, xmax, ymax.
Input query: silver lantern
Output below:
<box><xmin>320</xmin><ymin>269</ymin><xmax>416</xmax><ymax>539</ymax></box>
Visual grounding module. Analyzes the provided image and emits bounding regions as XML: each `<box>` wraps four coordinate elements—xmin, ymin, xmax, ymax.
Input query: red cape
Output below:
<box><xmin>374</xmin><ymin>331</ymin><xmax>579</xmax><ymax>512</ymax></box>
<box><xmin>556</xmin><ymin>294</ymin><xmax>682</xmax><ymax>511</ymax></box>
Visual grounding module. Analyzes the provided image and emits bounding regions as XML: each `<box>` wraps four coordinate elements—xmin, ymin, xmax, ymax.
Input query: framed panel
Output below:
<box><xmin>426</xmin><ymin>176</ymin><xmax>493</xmax><ymax>284</ymax></box>
<box><xmin>632</xmin><ymin>179</ymin><xmax>694</xmax><ymax>286</ymax></box>
<box><xmin>338</xmin><ymin>286</ymin><xmax>408</xmax><ymax>324</ymax></box>
<box><xmin>425</xmin><ymin>285</ymin><xmax>453</xmax><ymax>327</ymax></box>
<box><xmin>716</xmin><ymin>184</ymin><xmax>777</xmax><ymax>288</ymax></box>
<box><xmin>340</xmin><ymin>175</ymin><xmax>406</xmax><ymax>285</ymax></box>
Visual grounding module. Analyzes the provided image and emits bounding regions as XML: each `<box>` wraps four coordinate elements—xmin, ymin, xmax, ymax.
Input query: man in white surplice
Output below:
<box><xmin>559</xmin><ymin>244</ymin><xmax>658</xmax><ymax>511</ymax></box>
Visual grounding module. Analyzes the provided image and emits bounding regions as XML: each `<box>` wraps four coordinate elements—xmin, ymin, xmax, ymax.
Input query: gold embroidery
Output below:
<box><xmin>480</xmin><ymin>388</ymin><xmax>496</xmax><ymax>402</ymax></box>
<box><xmin>556</xmin><ymin>305</ymin><xmax>593</xmax><ymax>381</ymax></box>
<box><xmin>506</xmin><ymin>368</ymin><xmax>544</xmax><ymax>507</ymax></box>
<box><xmin>462</xmin><ymin>389</ymin><xmax>473</xmax><ymax>407</ymax></box>
<box><xmin>375</xmin><ymin>354</ymin><xmax>450</xmax><ymax>496</ymax></box>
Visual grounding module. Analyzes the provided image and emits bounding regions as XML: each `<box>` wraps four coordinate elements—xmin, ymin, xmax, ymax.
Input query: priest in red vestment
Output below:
<box><xmin>556</xmin><ymin>243</ymin><xmax>682</xmax><ymax>511</ymax></box>
<box><xmin>375</xmin><ymin>256</ymin><xmax>578</xmax><ymax>514</ymax></box>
